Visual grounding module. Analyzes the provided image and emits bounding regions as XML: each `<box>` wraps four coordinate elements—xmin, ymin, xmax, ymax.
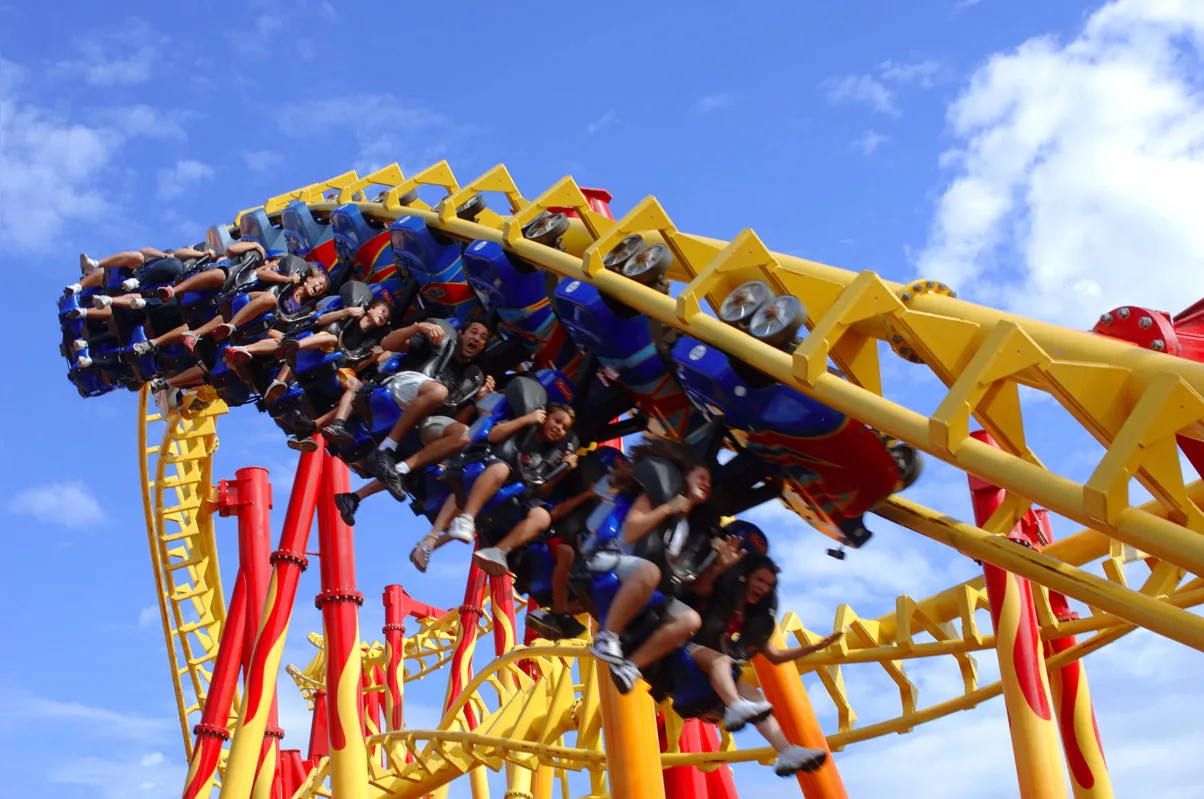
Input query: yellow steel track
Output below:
<box><xmin>141</xmin><ymin>161</ymin><xmax>1204</xmax><ymax>796</ymax></box>
<box><xmin>140</xmin><ymin>387</ymin><xmax>231</xmax><ymax>759</ymax></box>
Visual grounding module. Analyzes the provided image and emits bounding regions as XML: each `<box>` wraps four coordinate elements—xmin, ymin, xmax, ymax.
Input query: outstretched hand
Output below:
<box><xmin>711</xmin><ymin>534</ymin><xmax>747</xmax><ymax>571</ymax></box>
<box><xmin>476</xmin><ymin>375</ymin><xmax>495</xmax><ymax>400</ymax></box>
<box><xmin>414</xmin><ymin>322</ymin><xmax>445</xmax><ymax>345</ymax></box>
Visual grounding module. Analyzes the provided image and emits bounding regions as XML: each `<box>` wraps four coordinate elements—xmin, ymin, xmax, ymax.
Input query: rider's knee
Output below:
<box><xmin>421</xmin><ymin>380</ymin><xmax>449</xmax><ymax>403</ymax></box>
<box><xmin>527</xmin><ymin>506</ymin><xmax>552</xmax><ymax>529</ymax></box>
<box><xmin>674</xmin><ymin>608</ymin><xmax>702</xmax><ymax>637</ymax></box>
<box><xmin>634</xmin><ymin>560</ymin><xmax>661</xmax><ymax>589</ymax></box>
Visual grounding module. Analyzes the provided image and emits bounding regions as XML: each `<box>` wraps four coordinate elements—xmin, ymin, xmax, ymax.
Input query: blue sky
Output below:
<box><xmin>3</xmin><ymin>1</ymin><xmax>1204</xmax><ymax>797</ymax></box>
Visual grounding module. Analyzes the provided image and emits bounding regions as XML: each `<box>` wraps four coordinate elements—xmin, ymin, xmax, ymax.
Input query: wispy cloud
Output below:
<box><xmin>7</xmin><ymin>481</ymin><xmax>105</xmax><ymax>529</ymax></box>
<box><xmin>821</xmin><ymin>74</ymin><xmax>898</xmax><ymax>115</ymax></box>
<box><xmin>51</xmin><ymin>20</ymin><xmax>163</xmax><ymax>86</ymax></box>
<box><xmin>1</xmin><ymin>691</ymin><xmax>172</xmax><ymax>743</ymax></box>
<box><xmin>156</xmin><ymin>159</ymin><xmax>215</xmax><ymax>200</ymax></box>
<box><xmin>0</xmin><ymin>61</ymin><xmax>116</xmax><ymax>250</ymax></box>
<box><xmin>587</xmin><ymin>109</ymin><xmax>618</xmax><ymax>135</ymax></box>
<box><xmin>242</xmin><ymin>149</ymin><xmax>284</xmax><ymax>174</ymax></box>
<box><xmin>853</xmin><ymin>130</ymin><xmax>889</xmax><ymax>155</ymax></box>
<box><xmin>138</xmin><ymin>607</ymin><xmax>159</xmax><ymax>628</ymax></box>
<box><xmin>225</xmin><ymin>15</ymin><xmax>284</xmax><ymax>57</ymax></box>
<box><xmin>880</xmin><ymin>58</ymin><xmax>943</xmax><ymax>88</ymax></box>
<box><xmin>695</xmin><ymin>93</ymin><xmax>733</xmax><ymax>114</ymax></box>
<box><xmin>91</xmin><ymin>105</ymin><xmax>191</xmax><ymax>140</ymax></box>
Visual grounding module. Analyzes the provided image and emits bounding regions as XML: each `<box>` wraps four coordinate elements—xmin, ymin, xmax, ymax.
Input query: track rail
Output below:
<box><xmin>140</xmin><ymin>388</ymin><xmax>231</xmax><ymax>758</ymax></box>
<box><xmin>252</xmin><ymin>159</ymin><xmax>1204</xmax><ymax>652</ymax></box>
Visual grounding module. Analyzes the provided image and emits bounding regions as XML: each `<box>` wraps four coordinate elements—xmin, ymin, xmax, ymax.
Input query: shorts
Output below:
<box><xmin>586</xmin><ymin>552</ymin><xmax>692</xmax><ymax>620</ymax></box>
<box><xmin>418</xmin><ymin>415</ymin><xmax>456</xmax><ymax>443</ymax></box>
<box><xmin>387</xmin><ymin>370</ymin><xmax>435</xmax><ymax>408</ymax></box>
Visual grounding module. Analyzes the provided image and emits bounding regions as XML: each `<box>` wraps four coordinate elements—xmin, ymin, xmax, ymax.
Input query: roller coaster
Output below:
<box><xmin>58</xmin><ymin>160</ymin><xmax>1204</xmax><ymax>799</ymax></box>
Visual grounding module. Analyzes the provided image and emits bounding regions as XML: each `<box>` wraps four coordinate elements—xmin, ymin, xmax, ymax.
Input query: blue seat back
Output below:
<box><xmin>282</xmin><ymin>200</ymin><xmax>334</xmax><ymax>257</ymax></box>
<box><xmin>206</xmin><ymin>224</ymin><xmax>236</xmax><ymax>255</ymax></box>
<box><xmin>388</xmin><ymin>216</ymin><xmax>480</xmax><ymax>322</ymax></box>
<box><xmin>330</xmin><ymin>203</ymin><xmax>380</xmax><ymax>287</ymax></box>
<box><xmin>238</xmin><ymin>209</ymin><xmax>288</xmax><ymax>258</ymax></box>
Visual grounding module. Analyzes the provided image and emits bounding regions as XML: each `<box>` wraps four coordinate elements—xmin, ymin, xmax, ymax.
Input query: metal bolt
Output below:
<box><xmin>1100</xmin><ymin>313</ymin><xmax>1114</xmax><ymax>325</ymax></box>
<box><xmin>901</xmin><ymin>292</ymin><xmax>912</xmax><ymax>301</ymax></box>
<box><xmin>1138</xmin><ymin>316</ymin><xmax>1153</xmax><ymax>329</ymax></box>
<box><xmin>949</xmin><ymin>291</ymin><xmax>958</xmax><ymax>299</ymax></box>
<box><xmin>938</xmin><ymin>283</ymin><xmax>948</xmax><ymax>291</ymax></box>
<box><xmin>892</xmin><ymin>335</ymin><xmax>902</xmax><ymax>344</ymax></box>
<box><xmin>913</xmin><ymin>284</ymin><xmax>923</xmax><ymax>292</ymax></box>
<box><xmin>899</xmin><ymin>347</ymin><xmax>910</xmax><ymax>356</ymax></box>
<box><xmin>1151</xmin><ymin>339</ymin><xmax>1166</xmax><ymax>351</ymax></box>
<box><xmin>909</xmin><ymin>354</ymin><xmax>922</xmax><ymax>363</ymax></box>
<box><xmin>925</xmin><ymin>281</ymin><xmax>935</xmax><ymax>289</ymax></box>
<box><xmin>1117</xmin><ymin>307</ymin><xmax>1131</xmax><ymax>320</ymax></box>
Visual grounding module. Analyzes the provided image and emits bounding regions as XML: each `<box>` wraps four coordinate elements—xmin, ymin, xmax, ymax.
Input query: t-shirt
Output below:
<box><xmin>339</xmin><ymin>320</ymin><xmax>387</xmax><ymax>353</ymax></box>
<box><xmin>432</xmin><ymin>356</ymin><xmax>478</xmax><ymax>415</ymax></box>
<box><xmin>279</xmin><ymin>289</ymin><xmax>305</xmax><ymax>315</ymax></box>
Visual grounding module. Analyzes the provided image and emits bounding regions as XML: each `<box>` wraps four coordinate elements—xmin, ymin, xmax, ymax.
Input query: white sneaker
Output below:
<box><xmin>722</xmin><ymin>698</ymin><xmax>774</xmax><ymax>732</ymax></box>
<box><xmin>91</xmin><ymin>295</ymin><xmax>112</xmax><ymax>310</ymax></box>
<box><xmin>64</xmin><ymin>282</ymin><xmax>83</xmax><ymax>296</ymax></box>
<box><xmin>129</xmin><ymin>297</ymin><xmax>147</xmax><ymax>310</ymax></box>
<box><xmin>73</xmin><ymin>339</ymin><xmax>88</xmax><ymax>352</ymax></box>
<box><xmin>80</xmin><ymin>253</ymin><xmax>98</xmax><ymax>275</ymax></box>
<box><xmin>393</xmin><ymin>460</ymin><xmax>411</xmax><ymax>476</ymax></box>
<box><xmin>446</xmin><ymin>514</ymin><xmax>475</xmax><ymax>543</ymax></box>
<box><xmin>121</xmin><ymin>278</ymin><xmax>140</xmax><ymax>291</ymax></box>
<box><xmin>473</xmin><ymin>547</ymin><xmax>510</xmax><ymax>577</ymax></box>
<box><xmin>588</xmin><ymin>630</ymin><xmax>626</xmax><ymax>666</ymax></box>
<box><xmin>66</xmin><ymin>307</ymin><xmax>87</xmax><ymax>320</ymax></box>
<box><xmin>774</xmin><ymin>745</ymin><xmax>827</xmax><ymax>777</ymax></box>
<box><xmin>77</xmin><ymin>355</ymin><xmax>93</xmax><ymax>368</ymax></box>
<box><xmin>608</xmin><ymin>660</ymin><xmax>642</xmax><ymax>694</ymax></box>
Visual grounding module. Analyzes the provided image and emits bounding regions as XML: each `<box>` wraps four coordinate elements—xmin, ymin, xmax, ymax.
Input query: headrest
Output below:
<box><xmin>339</xmin><ymin>280</ymin><xmax>374</xmax><ymax>308</ymax></box>
<box><xmin>634</xmin><ymin>455</ymin><xmax>684</xmax><ymax>506</ymax></box>
<box><xmin>277</xmin><ymin>254</ymin><xmax>313</xmax><ymax>277</ymax></box>
<box><xmin>504</xmin><ymin>375</ymin><xmax>549</xmax><ymax>418</ymax></box>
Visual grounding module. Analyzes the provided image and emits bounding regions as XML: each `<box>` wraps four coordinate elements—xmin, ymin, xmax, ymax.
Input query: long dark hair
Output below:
<box><xmin>608</xmin><ymin>435</ymin><xmax>703</xmax><ymax>495</ymax></box>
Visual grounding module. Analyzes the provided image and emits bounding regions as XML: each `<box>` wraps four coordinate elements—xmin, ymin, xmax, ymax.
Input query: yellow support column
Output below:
<box><xmin>752</xmin><ymin>629</ymin><xmax>848</xmax><ymax>799</ymax></box>
<box><xmin>598</xmin><ymin>662</ymin><xmax>666</xmax><ymax>799</ymax></box>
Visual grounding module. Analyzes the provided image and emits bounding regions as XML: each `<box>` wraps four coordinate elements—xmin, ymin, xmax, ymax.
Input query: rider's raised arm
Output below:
<box><xmin>758</xmin><ymin>631</ymin><xmax>844</xmax><ymax>665</ymax></box>
<box><xmin>380</xmin><ymin>321</ymin><xmax>438</xmax><ymax>354</ymax></box>
<box><xmin>487</xmin><ymin>409</ymin><xmax>543</xmax><ymax>444</ymax></box>
<box><xmin>622</xmin><ymin>492</ymin><xmax>691</xmax><ymax>544</ymax></box>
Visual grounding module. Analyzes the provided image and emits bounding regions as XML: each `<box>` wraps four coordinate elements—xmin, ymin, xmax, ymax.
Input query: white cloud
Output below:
<box><xmin>1</xmin><ymin>692</ymin><xmax>172</xmax><ymax>743</ymax></box>
<box><xmin>695</xmin><ymin>93</ymin><xmax>733</xmax><ymax>113</ymax></box>
<box><xmin>853</xmin><ymin>130</ymin><xmax>890</xmax><ymax>155</ymax></box>
<box><xmin>242</xmin><ymin>148</ymin><xmax>284</xmax><ymax>174</ymax></box>
<box><xmin>7</xmin><ymin>481</ymin><xmax>105</xmax><ymax>529</ymax></box>
<box><xmin>138</xmin><ymin>752</ymin><xmax>164</xmax><ymax>767</ymax></box>
<box><xmin>225</xmin><ymin>15</ymin><xmax>285</xmax><ymax>57</ymax></box>
<box><xmin>138</xmin><ymin>607</ymin><xmax>159</xmax><ymax>628</ymax></box>
<box><xmin>93</xmin><ymin>105</ymin><xmax>189</xmax><ymax>140</ymax></box>
<box><xmin>914</xmin><ymin>0</ymin><xmax>1204</xmax><ymax>324</ymax></box>
<box><xmin>156</xmin><ymin>159</ymin><xmax>215</xmax><ymax>200</ymax></box>
<box><xmin>50</xmin><ymin>754</ymin><xmax>184</xmax><ymax>799</ymax></box>
<box><xmin>587</xmin><ymin>109</ymin><xmax>619</xmax><ymax>135</ymax></box>
<box><xmin>52</xmin><ymin>21</ymin><xmax>162</xmax><ymax>86</ymax></box>
<box><xmin>0</xmin><ymin>61</ymin><xmax>116</xmax><ymax>249</ymax></box>
<box><xmin>821</xmin><ymin>74</ymin><xmax>898</xmax><ymax>115</ymax></box>
<box><xmin>880</xmin><ymin>58</ymin><xmax>944</xmax><ymax>88</ymax></box>
<box><xmin>276</xmin><ymin>93</ymin><xmax>459</xmax><ymax>173</ymax></box>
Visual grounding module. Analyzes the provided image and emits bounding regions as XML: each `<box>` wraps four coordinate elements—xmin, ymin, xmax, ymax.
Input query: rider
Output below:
<box><xmin>458</xmin><ymin>404</ymin><xmax>580</xmax><ymax>569</ymax></box>
<box><xmin>681</xmin><ymin>547</ymin><xmax>841</xmax><ymax>777</ymax></box>
<box><xmin>331</xmin><ymin>319</ymin><xmax>494</xmax><ymax>523</ymax></box>
<box><xmin>585</xmin><ymin>436</ymin><xmax>714</xmax><ymax>693</ymax></box>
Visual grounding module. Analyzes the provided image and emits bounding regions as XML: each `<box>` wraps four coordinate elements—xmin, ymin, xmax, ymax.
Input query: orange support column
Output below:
<box><xmin>315</xmin><ymin>453</ymin><xmax>369</xmax><ymax>798</ymax></box>
<box><xmin>969</xmin><ymin>430</ymin><xmax>1069</xmax><ymax>799</ymax></box>
<box><xmin>597</xmin><ymin>665</ymin><xmax>665</xmax><ymax>799</ymax></box>
<box><xmin>220</xmin><ymin>447</ymin><xmax>323</xmax><ymax>799</ymax></box>
<box><xmin>752</xmin><ymin>629</ymin><xmax>847</xmax><ymax>798</ymax></box>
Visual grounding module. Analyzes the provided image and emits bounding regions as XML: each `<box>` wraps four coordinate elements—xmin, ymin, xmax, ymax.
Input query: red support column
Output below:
<box><xmin>969</xmin><ymin>430</ymin><xmax>1069</xmax><ymax>799</ymax></box>
<box><xmin>182</xmin><ymin>574</ymin><xmax>248</xmax><ymax>799</ymax></box>
<box><xmin>217</xmin><ymin>468</ymin><xmax>283</xmax><ymax>799</ymax></box>
<box><xmin>660</xmin><ymin>719</ymin><xmax>707</xmax><ymax>797</ymax></box>
<box><xmin>382</xmin><ymin>586</ymin><xmax>408</xmax><ymax>733</ymax></box>
<box><xmin>698</xmin><ymin>721</ymin><xmax>740</xmax><ymax>799</ymax></box>
<box><xmin>220</xmin><ymin>446</ymin><xmax>324</xmax><ymax>799</ymax></box>
<box><xmin>306</xmin><ymin>690</ymin><xmax>329</xmax><ymax>762</ymax></box>
<box><xmin>443</xmin><ymin>561</ymin><xmax>489</xmax><ymax>729</ymax></box>
<box><xmin>279</xmin><ymin>750</ymin><xmax>306</xmax><ymax>799</ymax></box>
<box><xmin>315</xmin><ymin>454</ymin><xmax>369</xmax><ymax>797</ymax></box>
<box><xmin>1028</xmin><ymin>510</ymin><xmax>1112</xmax><ymax>798</ymax></box>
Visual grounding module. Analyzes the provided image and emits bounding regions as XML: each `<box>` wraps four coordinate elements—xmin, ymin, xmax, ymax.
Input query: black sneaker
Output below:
<box><xmin>333</xmin><ymin>492</ymin><xmax>360</xmax><ymax>526</ymax></box>
<box><xmin>290</xmin><ymin>411</ymin><xmax>317</xmax><ymax>439</ymax></box>
<box><xmin>366</xmin><ymin>448</ymin><xmax>408</xmax><ymax>501</ymax></box>
<box><xmin>324</xmin><ymin>420</ymin><xmax>355</xmax><ymax>447</ymax></box>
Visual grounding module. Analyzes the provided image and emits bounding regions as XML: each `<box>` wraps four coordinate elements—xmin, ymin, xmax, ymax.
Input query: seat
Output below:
<box><xmin>282</xmin><ymin>200</ymin><xmax>334</xmax><ymax>260</ymax></box>
<box><xmin>387</xmin><ymin>215</ymin><xmax>481</xmax><ymax>323</ymax></box>
<box><xmin>463</xmin><ymin>239</ymin><xmax>583</xmax><ymax>376</ymax></box>
<box><xmin>206</xmin><ymin>223</ymin><xmax>237</xmax><ymax>255</ymax></box>
<box><xmin>238</xmin><ymin>208</ymin><xmax>289</xmax><ymax>257</ymax></box>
